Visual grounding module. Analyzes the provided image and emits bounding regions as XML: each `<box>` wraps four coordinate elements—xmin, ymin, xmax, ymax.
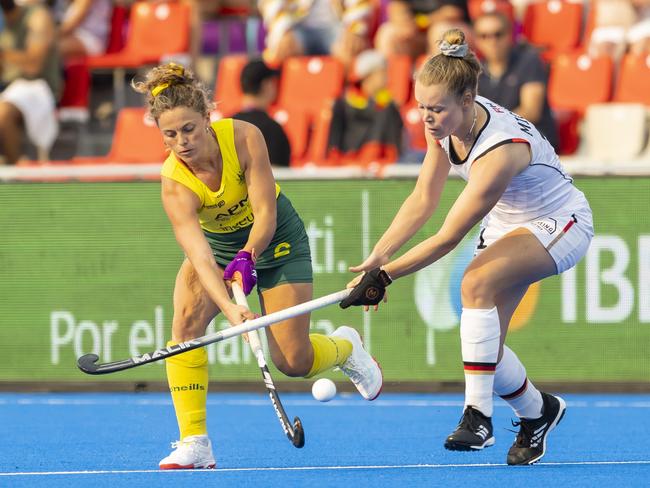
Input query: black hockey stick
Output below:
<box><xmin>231</xmin><ymin>281</ymin><xmax>305</xmax><ymax>448</ymax></box>
<box><xmin>77</xmin><ymin>289</ymin><xmax>351</xmax><ymax>375</ymax></box>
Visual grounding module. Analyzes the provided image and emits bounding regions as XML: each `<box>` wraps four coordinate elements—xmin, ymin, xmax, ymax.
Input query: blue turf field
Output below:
<box><xmin>1</xmin><ymin>392</ymin><xmax>649</xmax><ymax>487</ymax></box>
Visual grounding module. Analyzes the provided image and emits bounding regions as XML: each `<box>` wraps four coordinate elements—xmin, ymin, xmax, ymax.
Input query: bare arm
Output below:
<box><xmin>514</xmin><ymin>81</ymin><xmax>546</xmax><ymax>124</ymax></box>
<box><xmin>2</xmin><ymin>7</ymin><xmax>55</xmax><ymax>77</ymax></box>
<box><xmin>384</xmin><ymin>142</ymin><xmax>531</xmax><ymax>279</ymax></box>
<box><xmin>161</xmin><ymin>177</ymin><xmax>235</xmax><ymax>312</ymax></box>
<box><xmin>59</xmin><ymin>0</ymin><xmax>94</xmax><ymax>35</ymax></box>
<box><xmin>235</xmin><ymin>120</ymin><xmax>277</xmax><ymax>257</ymax></box>
<box><xmin>350</xmin><ymin>133</ymin><xmax>450</xmax><ymax>272</ymax></box>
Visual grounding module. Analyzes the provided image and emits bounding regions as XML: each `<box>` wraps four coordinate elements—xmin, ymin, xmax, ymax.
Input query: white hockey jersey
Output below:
<box><xmin>439</xmin><ymin>96</ymin><xmax>580</xmax><ymax>224</ymax></box>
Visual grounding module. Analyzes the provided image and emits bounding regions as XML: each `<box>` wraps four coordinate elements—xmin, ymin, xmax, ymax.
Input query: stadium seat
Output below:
<box><xmin>402</xmin><ymin>103</ymin><xmax>427</xmax><ymax>153</ymax></box>
<box><xmin>212</xmin><ymin>54</ymin><xmax>249</xmax><ymax>117</ymax></box>
<box><xmin>277</xmin><ymin>56</ymin><xmax>344</xmax><ymax>120</ymax></box>
<box><xmin>548</xmin><ymin>52</ymin><xmax>614</xmax><ymax>112</ymax></box>
<box><xmin>305</xmin><ymin>101</ymin><xmax>334</xmax><ymax>165</ymax></box>
<box><xmin>87</xmin><ymin>2</ymin><xmax>191</xmax><ymax>110</ymax></box>
<box><xmin>58</xmin><ymin>4</ymin><xmax>130</xmax><ymax>123</ymax></box>
<box><xmin>614</xmin><ymin>54</ymin><xmax>650</xmax><ymax>106</ymax></box>
<box><xmin>468</xmin><ymin>0</ymin><xmax>516</xmax><ymax>22</ymax></box>
<box><xmin>270</xmin><ymin>107</ymin><xmax>310</xmax><ymax>163</ymax></box>
<box><xmin>387</xmin><ymin>55</ymin><xmax>413</xmax><ymax>107</ymax></box>
<box><xmin>72</xmin><ymin>108</ymin><xmax>167</xmax><ymax>164</ymax></box>
<box><xmin>585</xmin><ymin>103</ymin><xmax>649</xmax><ymax>161</ymax></box>
<box><xmin>522</xmin><ymin>0</ymin><xmax>583</xmax><ymax>59</ymax></box>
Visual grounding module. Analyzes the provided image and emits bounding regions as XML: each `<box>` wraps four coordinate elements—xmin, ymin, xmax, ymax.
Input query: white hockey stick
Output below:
<box><xmin>77</xmin><ymin>288</ymin><xmax>351</xmax><ymax>374</ymax></box>
<box><xmin>232</xmin><ymin>281</ymin><xmax>305</xmax><ymax>448</ymax></box>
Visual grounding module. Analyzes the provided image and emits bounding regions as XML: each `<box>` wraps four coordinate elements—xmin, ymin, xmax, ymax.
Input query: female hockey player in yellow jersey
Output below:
<box><xmin>132</xmin><ymin>63</ymin><xmax>382</xmax><ymax>469</ymax></box>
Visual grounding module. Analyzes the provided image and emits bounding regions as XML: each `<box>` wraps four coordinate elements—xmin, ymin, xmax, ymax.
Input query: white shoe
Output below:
<box><xmin>159</xmin><ymin>435</ymin><xmax>216</xmax><ymax>470</ymax></box>
<box><xmin>330</xmin><ymin>326</ymin><xmax>383</xmax><ymax>401</ymax></box>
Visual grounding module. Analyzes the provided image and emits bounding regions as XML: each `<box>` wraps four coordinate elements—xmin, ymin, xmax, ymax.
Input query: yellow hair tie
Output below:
<box><xmin>151</xmin><ymin>82</ymin><xmax>170</xmax><ymax>97</ymax></box>
<box><xmin>151</xmin><ymin>63</ymin><xmax>185</xmax><ymax>97</ymax></box>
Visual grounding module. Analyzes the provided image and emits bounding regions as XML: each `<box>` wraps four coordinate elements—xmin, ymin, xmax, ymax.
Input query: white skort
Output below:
<box><xmin>475</xmin><ymin>192</ymin><xmax>594</xmax><ymax>274</ymax></box>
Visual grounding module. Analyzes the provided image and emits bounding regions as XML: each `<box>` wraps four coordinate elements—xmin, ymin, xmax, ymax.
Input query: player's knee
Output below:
<box><xmin>460</xmin><ymin>270</ymin><xmax>494</xmax><ymax>305</ymax></box>
<box><xmin>272</xmin><ymin>351</ymin><xmax>311</xmax><ymax>377</ymax></box>
<box><xmin>0</xmin><ymin>103</ymin><xmax>16</xmax><ymax>130</ymax></box>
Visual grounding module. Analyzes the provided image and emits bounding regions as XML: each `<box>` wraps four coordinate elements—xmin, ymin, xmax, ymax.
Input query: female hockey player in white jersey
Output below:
<box><xmin>340</xmin><ymin>28</ymin><xmax>594</xmax><ymax>465</ymax></box>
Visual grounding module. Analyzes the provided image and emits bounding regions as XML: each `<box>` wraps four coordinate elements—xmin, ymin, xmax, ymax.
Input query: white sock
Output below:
<box><xmin>494</xmin><ymin>345</ymin><xmax>543</xmax><ymax>419</ymax></box>
<box><xmin>461</xmin><ymin>307</ymin><xmax>500</xmax><ymax>417</ymax></box>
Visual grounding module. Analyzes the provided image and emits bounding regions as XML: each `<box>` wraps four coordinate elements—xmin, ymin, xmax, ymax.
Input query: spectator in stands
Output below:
<box><xmin>588</xmin><ymin>0</ymin><xmax>650</xmax><ymax>59</ymax></box>
<box><xmin>232</xmin><ymin>59</ymin><xmax>291</xmax><ymax>167</ymax></box>
<box><xmin>473</xmin><ymin>11</ymin><xmax>559</xmax><ymax>151</ymax></box>
<box><xmin>327</xmin><ymin>49</ymin><xmax>403</xmax><ymax>164</ymax></box>
<box><xmin>54</xmin><ymin>0</ymin><xmax>111</xmax><ymax>60</ymax></box>
<box><xmin>375</xmin><ymin>0</ymin><xmax>470</xmax><ymax>59</ymax></box>
<box><xmin>0</xmin><ymin>0</ymin><xmax>61</xmax><ymax>164</ymax></box>
<box><xmin>258</xmin><ymin>0</ymin><xmax>373</xmax><ymax>68</ymax></box>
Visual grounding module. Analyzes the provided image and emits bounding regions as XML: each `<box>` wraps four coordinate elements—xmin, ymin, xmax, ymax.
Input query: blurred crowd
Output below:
<box><xmin>1</xmin><ymin>0</ymin><xmax>649</xmax><ymax>166</ymax></box>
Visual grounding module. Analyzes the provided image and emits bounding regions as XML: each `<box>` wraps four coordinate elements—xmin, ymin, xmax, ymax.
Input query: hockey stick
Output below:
<box><xmin>231</xmin><ymin>281</ymin><xmax>305</xmax><ymax>448</ymax></box>
<box><xmin>77</xmin><ymin>288</ymin><xmax>351</xmax><ymax>375</ymax></box>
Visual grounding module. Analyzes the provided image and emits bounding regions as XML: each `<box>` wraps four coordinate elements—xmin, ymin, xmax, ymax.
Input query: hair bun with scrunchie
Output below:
<box><xmin>438</xmin><ymin>40</ymin><xmax>468</xmax><ymax>58</ymax></box>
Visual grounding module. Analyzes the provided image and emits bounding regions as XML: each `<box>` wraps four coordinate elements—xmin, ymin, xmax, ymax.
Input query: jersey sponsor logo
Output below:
<box><xmin>218</xmin><ymin>214</ymin><xmax>254</xmax><ymax>232</ymax></box>
<box><xmin>205</xmin><ymin>200</ymin><xmax>226</xmax><ymax>209</ymax></box>
<box><xmin>212</xmin><ymin>196</ymin><xmax>249</xmax><ymax>221</ymax></box>
<box><xmin>532</xmin><ymin>218</ymin><xmax>557</xmax><ymax>234</ymax></box>
<box><xmin>169</xmin><ymin>383</ymin><xmax>206</xmax><ymax>392</ymax></box>
<box><xmin>274</xmin><ymin>242</ymin><xmax>291</xmax><ymax>259</ymax></box>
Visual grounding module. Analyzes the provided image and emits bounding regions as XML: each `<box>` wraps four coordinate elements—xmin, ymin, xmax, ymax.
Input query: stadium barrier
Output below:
<box><xmin>0</xmin><ymin>163</ymin><xmax>648</xmax><ymax>389</ymax></box>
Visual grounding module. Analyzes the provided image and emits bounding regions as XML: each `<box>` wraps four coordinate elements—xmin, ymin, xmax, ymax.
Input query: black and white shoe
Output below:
<box><xmin>507</xmin><ymin>392</ymin><xmax>567</xmax><ymax>465</ymax></box>
<box><xmin>444</xmin><ymin>406</ymin><xmax>495</xmax><ymax>451</ymax></box>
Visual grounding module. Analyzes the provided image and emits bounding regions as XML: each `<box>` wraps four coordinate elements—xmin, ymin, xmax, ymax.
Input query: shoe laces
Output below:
<box><xmin>510</xmin><ymin>418</ymin><xmax>535</xmax><ymax>447</ymax></box>
<box><xmin>339</xmin><ymin>357</ymin><xmax>363</xmax><ymax>383</ymax></box>
<box><xmin>457</xmin><ymin>407</ymin><xmax>485</xmax><ymax>432</ymax></box>
<box><xmin>170</xmin><ymin>437</ymin><xmax>202</xmax><ymax>451</ymax></box>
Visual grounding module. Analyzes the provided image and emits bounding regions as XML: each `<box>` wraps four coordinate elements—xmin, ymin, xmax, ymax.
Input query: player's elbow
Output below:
<box><xmin>435</xmin><ymin>231</ymin><xmax>462</xmax><ymax>253</ymax></box>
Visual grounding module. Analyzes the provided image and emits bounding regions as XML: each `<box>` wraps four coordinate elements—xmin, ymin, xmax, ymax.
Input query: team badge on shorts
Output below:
<box><xmin>531</xmin><ymin>218</ymin><xmax>557</xmax><ymax>234</ymax></box>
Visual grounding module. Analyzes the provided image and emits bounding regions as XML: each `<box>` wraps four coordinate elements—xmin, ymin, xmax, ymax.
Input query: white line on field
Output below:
<box><xmin>1</xmin><ymin>460</ymin><xmax>650</xmax><ymax>477</ymax></box>
<box><xmin>1</xmin><ymin>398</ymin><xmax>650</xmax><ymax>408</ymax></box>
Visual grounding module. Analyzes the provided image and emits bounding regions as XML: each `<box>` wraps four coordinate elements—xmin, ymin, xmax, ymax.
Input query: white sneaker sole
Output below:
<box><xmin>333</xmin><ymin>327</ymin><xmax>383</xmax><ymax>401</ymax></box>
<box><xmin>159</xmin><ymin>461</ymin><xmax>216</xmax><ymax>470</ymax></box>
<box><xmin>527</xmin><ymin>395</ymin><xmax>567</xmax><ymax>465</ymax></box>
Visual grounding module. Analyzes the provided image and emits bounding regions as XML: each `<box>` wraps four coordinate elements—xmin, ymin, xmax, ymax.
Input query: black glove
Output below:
<box><xmin>340</xmin><ymin>268</ymin><xmax>393</xmax><ymax>309</ymax></box>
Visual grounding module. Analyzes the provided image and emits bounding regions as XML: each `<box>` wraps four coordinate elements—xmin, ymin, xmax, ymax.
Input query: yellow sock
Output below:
<box><xmin>305</xmin><ymin>333</ymin><xmax>352</xmax><ymax>378</ymax></box>
<box><xmin>166</xmin><ymin>342</ymin><xmax>208</xmax><ymax>439</ymax></box>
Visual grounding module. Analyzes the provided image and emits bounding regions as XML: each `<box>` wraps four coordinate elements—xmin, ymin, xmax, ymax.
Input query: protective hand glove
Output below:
<box><xmin>340</xmin><ymin>268</ymin><xmax>392</xmax><ymax>309</ymax></box>
<box><xmin>223</xmin><ymin>250</ymin><xmax>257</xmax><ymax>295</ymax></box>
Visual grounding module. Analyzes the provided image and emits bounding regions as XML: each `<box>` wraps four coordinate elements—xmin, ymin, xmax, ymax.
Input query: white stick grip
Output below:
<box><xmin>231</xmin><ymin>282</ymin><xmax>265</xmax><ymax>363</ymax></box>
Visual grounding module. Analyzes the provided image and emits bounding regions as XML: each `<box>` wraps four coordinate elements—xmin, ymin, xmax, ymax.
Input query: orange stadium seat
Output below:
<box><xmin>522</xmin><ymin>0</ymin><xmax>583</xmax><ymax>60</ymax></box>
<box><xmin>270</xmin><ymin>107</ymin><xmax>310</xmax><ymax>162</ymax></box>
<box><xmin>548</xmin><ymin>52</ymin><xmax>614</xmax><ymax>112</ymax></box>
<box><xmin>73</xmin><ymin>108</ymin><xmax>166</xmax><ymax>164</ymax></box>
<box><xmin>88</xmin><ymin>2</ymin><xmax>190</xmax><ymax>68</ymax></box>
<box><xmin>614</xmin><ymin>54</ymin><xmax>650</xmax><ymax>105</ymax></box>
<box><xmin>87</xmin><ymin>2</ymin><xmax>191</xmax><ymax>110</ymax></box>
<box><xmin>468</xmin><ymin>0</ymin><xmax>515</xmax><ymax>22</ymax></box>
<box><xmin>305</xmin><ymin>101</ymin><xmax>334</xmax><ymax>165</ymax></box>
<box><xmin>402</xmin><ymin>103</ymin><xmax>427</xmax><ymax>153</ymax></box>
<box><xmin>213</xmin><ymin>54</ymin><xmax>248</xmax><ymax>117</ymax></box>
<box><xmin>548</xmin><ymin>52</ymin><xmax>614</xmax><ymax>155</ymax></box>
<box><xmin>277</xmin><ymin>56</ymin><xmax>344</xmax><ymax>119</ymax></box>
<box><xmin>387</xmin><ymin>55</ymin><xmax>413</xmax><ymax>107</ymax></box>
